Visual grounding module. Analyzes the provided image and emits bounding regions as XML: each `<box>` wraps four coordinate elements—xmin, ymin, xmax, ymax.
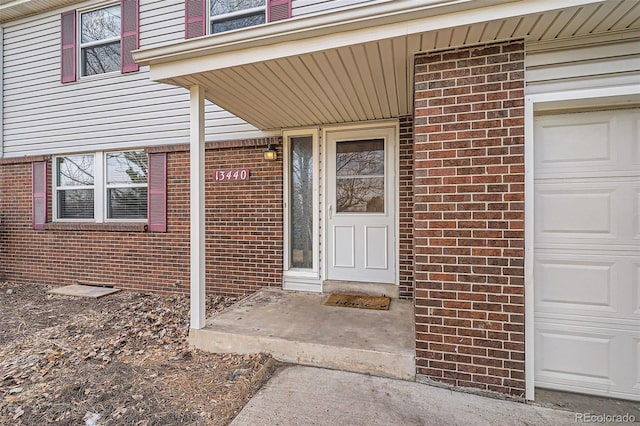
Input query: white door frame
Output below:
<box><xmin>321</xmin><ymin>120</ymin><xmax>400</xmax><ymax>285</ymax></box>
<box><xmin>282</xmin><ymin>128</ymin><xmax>321</xmax><ymax>292</ymax></box>
<box><xmin>524</xmin><ymin>84</ymin><xmax>640</xmax><ymax>401</ymax></box>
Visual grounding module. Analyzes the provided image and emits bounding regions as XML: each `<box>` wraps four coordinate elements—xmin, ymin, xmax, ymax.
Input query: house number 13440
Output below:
<box><xmin>213</xmin><ymin>169</ymin><xmax>250</xmax><ymax>181</ymax></box>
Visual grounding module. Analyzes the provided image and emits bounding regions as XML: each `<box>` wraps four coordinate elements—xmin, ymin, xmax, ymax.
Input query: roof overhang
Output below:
<box><xmin>0</xmin><ymin>0</ymin><xmax>78</xmax><ymax>24</ymax></box>
<box><xmin>133</xmin><ymin>0</ymin><xmax>638</xmax><ymax>130</ymax></box>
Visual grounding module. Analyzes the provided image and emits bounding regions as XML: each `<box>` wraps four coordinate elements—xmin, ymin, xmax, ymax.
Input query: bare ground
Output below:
<box><xmin>0</xmin><ymin>281</ymin><xmax>278</xmax><ymax>425</ymax></box>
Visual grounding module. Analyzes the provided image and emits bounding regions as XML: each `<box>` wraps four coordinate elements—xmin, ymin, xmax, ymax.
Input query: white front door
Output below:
<box><xmin>533</xmin><ymin>109</ymin><xmax>640</xmax><ymax>401</ymax></box>
<box><xmin>325</xmin><ymin>126</ymin><xmax>396</xmax><ymax>284</ymax></box>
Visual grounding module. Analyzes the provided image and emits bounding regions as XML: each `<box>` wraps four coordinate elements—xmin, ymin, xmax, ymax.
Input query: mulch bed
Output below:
<box><xmin>0</xmin><ymin>281</ymin><xmax>278</xmax><ymax>425</ymax></box>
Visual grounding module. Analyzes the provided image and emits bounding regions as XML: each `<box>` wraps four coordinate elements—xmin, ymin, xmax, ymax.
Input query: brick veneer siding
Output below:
<box><xmin>413</xmin><ymin>41</ymin><xmax>526</xmax><ymax>397</ymax></box>
<box><xmin>0</xmin><ymin>139</ymin><xmax>283</xmax><ymax>297</ymax></box>
<box><xmin>398</xmin><ymin>115</ymin><xmax>414</xmax><ymax>299</ymax></box>
<box><xmin>205</xmin><ymin>141</ymin><xmax>283</xmax><ymax>295</ymax></box>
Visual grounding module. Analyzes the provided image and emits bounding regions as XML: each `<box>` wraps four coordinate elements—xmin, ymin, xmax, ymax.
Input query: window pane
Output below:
<box><xmin>336</xmin><ymin>177</ymin><xmax>384</xmax><ymax>213</ymax></box>
<box><xmin>211</xmin><ymin>0</ymin><xmax>265</xmax><ymax>16</ymax></box>
<box><xmin>81</xmin><ymin>6</ymin><xmax>121</xmax><ymax>43</ymax></box>
<box><xmin>336</xmin><ymin>139</ymin><xmax>384</xmax><ymax>176</ymax></box>
<box><xmin>107</xmin><ymin>151</ymin><xmax>148</xmax><ymax>185</ymax></box>
<box><xmin>107</xmin><ymin>188</ymin><xmax>148</xmax><ymax>219</ymax></box>
<box><xmin>58</xmin><ymin>189</ymin><xmax>94</xmax><ymax>219</ymax></box>
<box><xmin>211</xmin><ymin>13</ymin><xmax>265</xmax><ymax>33</ymax></box>
<box><xmin>290</xmin><ymin>136</ymin><xmax>313</xmax><ymax>269</ymax></box>
<box><xmin>82</xmin><ymin>41</ymin><xmax>121</xmax><ymax>76</ymax></box>
<box><xmin>57</xmin><ymin>155</ymin><xmax>94</xmax><ymax>186</ymax></box>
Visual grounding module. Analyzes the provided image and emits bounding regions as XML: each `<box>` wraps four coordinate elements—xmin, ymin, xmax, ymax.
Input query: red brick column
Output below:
<box><xmin>413</xmin><ymin>41</ymin><xmax>525</xmax><ymax>397</ymax></box>
<box><xmin>399</xmin><ymin>115</ymin><xmax>415</xmax><ymax>299</ymax></box>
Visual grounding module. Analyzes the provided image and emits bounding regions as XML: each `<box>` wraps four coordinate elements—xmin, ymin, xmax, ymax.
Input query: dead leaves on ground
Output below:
<box><xmin>0</xmin><ymin>282</ymin><xmax>276</xmax><ymax>425</ymax></box>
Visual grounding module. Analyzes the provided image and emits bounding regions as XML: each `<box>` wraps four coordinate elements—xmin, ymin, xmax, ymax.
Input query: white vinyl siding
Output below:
<box><xmin>1</xmin><ymin>0</ymin><xmax>270</xmax><ymax>158</ymax></box>
<box><xmin>526</xmin><ymin>30</ymin><xmax>640</xmax><ymax>95</ymax></box>
<box><xmin>291</xmin><ymin>0</ymin><xmax>375</xmax><ymax>18</ymax></box>
<box><xmin>139</xmin><ymin>0</ymin><xmax>184</xmax><ymax>47</ymax></box>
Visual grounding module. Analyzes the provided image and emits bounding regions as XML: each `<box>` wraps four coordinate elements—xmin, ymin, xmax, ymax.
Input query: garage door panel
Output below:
<box><xmin>535</xmin><ymin>110</ymin><xmax>637</xmax><ymax>178</ymax></box>
<box><xmin>536</xmin><ymin>188</ymin><xmax>612</xmax><ymax>235</ymax></box>
<box><xmin>536</xmin><ymin>179</ymin><xmax>638</xmax><ymax>246</ymax></box>
<box><xmin>535</xmin><ymin>181</ymin><xmax>636</xmax><ymax>245</ymax></box>
<box><xmin>536</xmin><ymin>327</ymin><xmax>613</xmax><ymax>382</ymax></box>
<box><xmin>536</xmin><ymin>120</ymin><xmax>610</xmax><ymax>164</ymax></box>
<box><xmin>534</xmin><ymin>252</ymin><xmax>639</xmax><ymax>320</ymax></box>
<box><xmin>535</xmin><ymin>321</ymin><xmax>640</xmax><ymax>400</ymax></box>
<box><xmin>535</xmin><ymin>114</ymin><xmax>614</xmax><ymax>170</ymax></box>
<box><xmin>535</xmin><ymin>256</ymin><xmax>614</xmax><ymax>312</ymax></box>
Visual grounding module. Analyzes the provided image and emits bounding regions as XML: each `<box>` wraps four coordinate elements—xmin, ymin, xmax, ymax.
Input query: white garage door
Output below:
<box><xmin>534</xmin><ymin>108</ymin><xmax>640</xmax><ymax>401</ymax></box>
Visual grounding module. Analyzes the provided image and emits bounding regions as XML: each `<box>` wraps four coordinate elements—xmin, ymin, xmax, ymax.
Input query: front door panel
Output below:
<box><xmin>326</xmin><ymin>127</ymin><xmax>396</xmax><ymax>284</ymax></box>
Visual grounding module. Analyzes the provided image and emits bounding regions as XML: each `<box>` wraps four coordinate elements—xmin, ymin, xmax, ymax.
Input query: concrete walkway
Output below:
<box><xmin>231</xmin><ymin>366</ymin><xmax>577</xmax><ymax>426</ymax></box>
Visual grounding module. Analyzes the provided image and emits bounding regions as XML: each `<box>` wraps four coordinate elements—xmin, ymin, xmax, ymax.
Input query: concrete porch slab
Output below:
<box><xmin>190</xmin><ymin>289</ymin><xmax>415</xmax><ymax>380</ymax></box>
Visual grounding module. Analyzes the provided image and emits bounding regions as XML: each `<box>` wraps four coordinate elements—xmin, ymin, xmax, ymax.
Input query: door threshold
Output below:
<box><xmin>322</xmin><ymin>280</ymin><xmax>399</xmax><ymax>299</ymax></box>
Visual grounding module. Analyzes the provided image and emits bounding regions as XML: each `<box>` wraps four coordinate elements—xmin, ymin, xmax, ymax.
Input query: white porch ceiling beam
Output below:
<box><xmin>134</xmin><ymin>0</ymin><xmax>606</xmax><ymax>82</ymax></box>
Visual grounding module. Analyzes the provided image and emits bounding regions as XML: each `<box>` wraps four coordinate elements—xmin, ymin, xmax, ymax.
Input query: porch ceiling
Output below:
<box><xmin>134</xmin><ymin>0</ymin><xmax>640</xmax><ymax>130</ymax></box>
<box><xmin>0</xmin><ymin>0</ymin><xmax>78</xmax><ymax>24</ymax></box>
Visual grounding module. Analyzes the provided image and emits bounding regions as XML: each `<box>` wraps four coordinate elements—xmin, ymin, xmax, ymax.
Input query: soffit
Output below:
<box><xmin>141</xmin><ymin>0</ymin><xmax>640</xmax><ymax>130</ymax></box>
<box><xmin>0</xmin><ymin>0</ymin><xmax>79</xmax><ymax>24</ymax></box>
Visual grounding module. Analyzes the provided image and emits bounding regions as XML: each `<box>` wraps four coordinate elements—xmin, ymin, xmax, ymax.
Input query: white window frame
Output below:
<box><xmin>209</xmin><ymin>0</ymin><xmax>266</xmax><ymax>34</ymax></box>
<box><xmin>53</xmin><ymin>153</ymin><xmax>98</xmax><ymax>222</ymax></box>
<box><xmin>104</xmin><ymin>151</ymin><xmax>148</xmax><ymax>221</ymax></box>
<box><xmin>78</xmin><ymin>3</ymin><xmax>121</xmax><ymax>78</ymax></box>
<box><xmin>53</xmin><ymin>151</ymin><xmax>148</xmax><ymax>223</ymax></box>
<box><xmin>283</xmin><ymin>128</ymin><xmax>319</xmax><ymax>279</ymax></box>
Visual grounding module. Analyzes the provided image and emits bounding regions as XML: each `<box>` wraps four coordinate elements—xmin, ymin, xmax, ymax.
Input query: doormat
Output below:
<box><xmin>324</xmin><ymin>293</ymin><xmax>390</xmax><ymax>311</ymax></box>
<box><xmin>48</xmin><ymin>285</ymin><xmax>121</xmax><ymax>299</ymax></box>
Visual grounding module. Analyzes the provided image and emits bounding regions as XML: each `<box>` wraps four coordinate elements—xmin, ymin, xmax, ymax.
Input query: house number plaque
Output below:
<box><xmin>213</xmin><ymin>168</ymin><xmax>250</xmax><ymax>181</ymax></box>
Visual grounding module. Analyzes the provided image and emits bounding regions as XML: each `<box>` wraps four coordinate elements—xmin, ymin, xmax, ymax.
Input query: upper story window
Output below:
<box><xmin>210</xmin><ymin>0</ymin><xmax>266</xmax><ymax>34</ymax></box>
<box><xmin>80</xmin><ymin>5</ymin><xmax>121</xmax><ymax>76</ymax></box>
<box><xmin>61</xmin><ymin>1</ymin><xmax>139</xmax><ymax>83</ymax></box>
<box><xmin>185</xmin><ymin>0</ymin><xmax>291</xmax><ymax>39</ymax></box>
<box><xmin>54</xmin><ymin>151</ymin><xmax>148</xmax><ymax>221</ymax></box>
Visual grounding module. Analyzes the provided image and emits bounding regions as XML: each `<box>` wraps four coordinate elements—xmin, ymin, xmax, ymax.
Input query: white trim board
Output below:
<box><xmin>282</xmin><ymin>127</ymin><xmax>321</xmax><ymax>292</ymax></box>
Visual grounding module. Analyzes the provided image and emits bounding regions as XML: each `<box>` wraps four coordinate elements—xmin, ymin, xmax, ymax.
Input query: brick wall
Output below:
<box><xmin>398</xmin><ymin>115</ymin><xmax>414</xmax><ymax>299</ymax></box>
<box><xmin>205</xmin><ymin>141</ymin><xmax>283</xmax><ymax>295</ymax></box>
<box><xmin>0</xmin><ymin>138</ymin><xmax>283</xmax><ymax>297</ymax></box>
<box><xmin>413</xmin><ymin>41</ymin><xmax>525</xmax><ymax>397</ymax></box>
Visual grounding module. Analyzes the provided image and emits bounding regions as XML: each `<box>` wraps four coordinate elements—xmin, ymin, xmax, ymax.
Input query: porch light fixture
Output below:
<box><xmin>263</xmin><ymin>142</ymin><xmax>277</xmax><ymax>161</ymax></box>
